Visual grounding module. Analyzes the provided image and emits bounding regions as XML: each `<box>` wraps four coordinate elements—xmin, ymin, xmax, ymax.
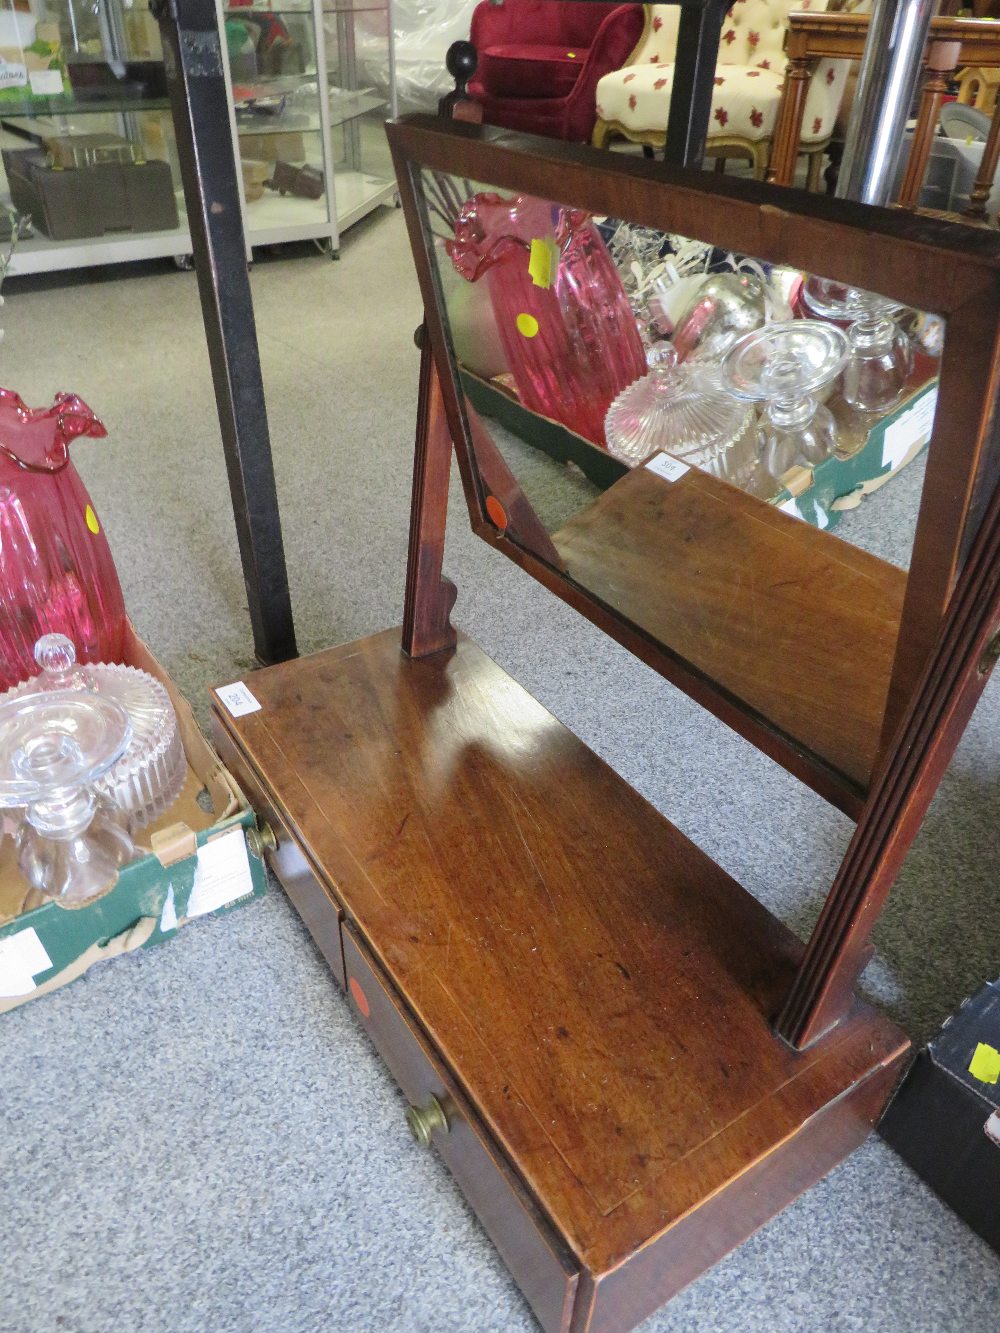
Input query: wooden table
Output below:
<box><xmin>212</xmin><ymin>627</ymin><xmax>909</xmax><ymax>1333</ymax></box>
<box><xmin>768</xmin><ymin>13</ymin><xmax>1000</xmax><ymax>220</ymax></box>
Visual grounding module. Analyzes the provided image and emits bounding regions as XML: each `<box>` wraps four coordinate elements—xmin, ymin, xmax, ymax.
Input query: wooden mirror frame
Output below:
<box><xmin>388</xmin><ymin>115</ymin><xmax>1000</xmax><ymax>819</ymax></box>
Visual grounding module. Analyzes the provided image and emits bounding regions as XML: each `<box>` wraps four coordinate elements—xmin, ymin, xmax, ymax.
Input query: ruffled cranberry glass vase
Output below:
<box><xmin>446</xmin><ymin>193</ymin><xmax>647</xmax><ymax>447</ymax></box>
<box><xmin>0</xmin><ymin>387</ymin><xmax>127</xmax><ymax>690</ymax></box>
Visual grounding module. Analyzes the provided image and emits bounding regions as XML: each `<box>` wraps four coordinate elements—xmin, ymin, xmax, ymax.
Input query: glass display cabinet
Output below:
<box><xmin>323</xmin><ymin>0</ymin><xmax>397</xmax><ymax>234</ymax></box>
<box><xmin>0</xmin><ymin>0</ymin><xmax>191</xmax><ymax>273</ymax></box>
<box><xmin>225</xmin><ymin>0</ymin><xmax>336</xmax><ymax>252</ymax></box>
<box><xmin>0</xmin><ymin>0</ymin><xmax>396</xmax><ymax>272</ymax></box>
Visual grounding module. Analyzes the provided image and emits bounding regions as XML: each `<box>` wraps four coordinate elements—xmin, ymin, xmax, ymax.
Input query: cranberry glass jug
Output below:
<box><xmin>0</xmin><ymin>388</ymin><xmax>126</xmax><ymax>689</ymax></box>
<box><xmin>447</xmin><ymin>194</ymin><xmax>647</xmax><ymax>447</ymax></box>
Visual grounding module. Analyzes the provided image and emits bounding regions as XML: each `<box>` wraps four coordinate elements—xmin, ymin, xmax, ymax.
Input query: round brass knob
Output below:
<box><xmin>246</xmin><ymin>821</ymin><xmax>278</xmax><ymax>859</ymax></box>
<box><xmin>406</xmin><ymin>1094</ymin><xmax>449</xmax><ymax>1146</ymax></box>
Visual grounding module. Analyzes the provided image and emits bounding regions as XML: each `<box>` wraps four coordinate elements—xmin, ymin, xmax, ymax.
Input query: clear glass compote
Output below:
<box><xmin>722</xmin><ymin>321</ymin><xmax>850</xmax><ymax>481</ymax></box>
<box><xmin>13</xmin><ymin>634</ymin><xmax>187</xmax><ymax>832</ymax></box>
<box><xmin>0</xmin><ymin>687</ymin><xmax>134</xmax><ymax>904</ymax></box>
<box><xmin>802</xmin><ymin>275</ymin><xmax>913</xmax><ymax>414</ymax></box>
<box><xmin>604</xmin><ymin>347</ymin><xmax>756</xmax><ymax>477</ymax></box>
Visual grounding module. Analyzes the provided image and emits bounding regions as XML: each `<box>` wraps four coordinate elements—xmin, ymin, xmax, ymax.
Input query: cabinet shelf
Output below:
<box><xmin>0</xmin><ymin>188</ymin><xmax>191</xmax><ymax>274</ymax></box>
<box><xmin>0</xmin><ymin>98</ymin><xmax>172</xmax><ymax>126</ymax></box>
<box><xmin>329</xmin><ymin>88</ymin><xmax>385</xmax><ymax>125</ymax></box>
<box><xmin>236</xmin><ymin>115</ymin><xmax>321</xmax><ymax>135</ymax></box>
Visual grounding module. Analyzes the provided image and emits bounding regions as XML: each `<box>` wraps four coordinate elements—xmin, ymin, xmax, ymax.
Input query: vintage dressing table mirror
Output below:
<box><xmin>211</xmin><ymin>119</ymin><xmax>1000</xmax><ymax>1332</ymax></box>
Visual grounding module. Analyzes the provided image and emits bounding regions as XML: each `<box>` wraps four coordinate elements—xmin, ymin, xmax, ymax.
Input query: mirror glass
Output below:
<box><xmin>418</xmin><ymin>166</ymin><xmax>945</xmax><ymax>792</ymax></box>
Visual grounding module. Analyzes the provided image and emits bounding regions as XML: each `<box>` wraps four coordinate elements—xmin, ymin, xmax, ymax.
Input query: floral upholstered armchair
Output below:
<box><xmin>593</xmin><ymin>1</ymin><xmax>850</xmax><ymax>184</ymax></box>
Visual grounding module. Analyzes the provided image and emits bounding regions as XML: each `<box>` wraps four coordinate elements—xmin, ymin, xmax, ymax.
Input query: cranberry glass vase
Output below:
<box><xmin>0</xmin><ymin>387</ymin><xmax>126</xmax><ymax>690</ymax></box>
<box><xmin>447</xmin><ymin>194</ymin><xmax>646</xmax><ymax>447</ymax></box>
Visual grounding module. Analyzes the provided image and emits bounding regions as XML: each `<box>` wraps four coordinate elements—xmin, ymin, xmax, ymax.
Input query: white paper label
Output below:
<box><xmin>882</xmin><ymin>388</ymin><xmax>938</xmax><ymax>472</ymax></box>
<box><xmin>779</xmin><ymin>496</ymin><xmax>828</xmax><ymax>529</ymax></box>
<box><xmin>28</xmin><ymin>69</ymin><xmax>64</xmax><ymax>96</ymax></box>
<box><xmin>216</xmin><ymin>680</ymin><xmax>262</xmax><ymax>718</ymax></box>
<box><xmin>985</xmin><ymin>1110</ymin><xmax>1000</xmax><ymax>1147</ymax></box>
<box><xmin>645</xmin><ymin>452</ymin><xmax>690</xmax><ymax>483</ymax></box>
<box><xmin>0</xmin><ymin>927</ymin><xmax>53</xmax><ymax>998</ymax></box>
<box><xmin>0</xmin><ymin>62</ymin><xmax>27</xmax><ymax>90</ymax></box>
<box><xmin>159</xmin><ymin>885</ymin><xmax>178</xmax><ymax>934</ymax></box>
<box><xmin>187</xmin><ymin>828</ymin><xmax>255</xmax><ymax>918</ymax></box>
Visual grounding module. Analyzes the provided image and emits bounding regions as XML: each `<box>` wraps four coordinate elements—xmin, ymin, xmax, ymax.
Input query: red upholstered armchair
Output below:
<box><xmin>469</xmin><ymin>0</ymin><xmax>644</xmax><ymax>143</ymax></box>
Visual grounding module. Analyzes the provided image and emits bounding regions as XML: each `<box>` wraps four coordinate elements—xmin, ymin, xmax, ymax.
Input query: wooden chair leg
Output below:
<box><xmin>592</xmin><ymin>118</ymin><xmax>610</xmax><ymax>149</ymax></box>
<box><xmin>751</xmin><ymin>140</ymin><xmax>769</xmax><ymax>180</ymax></box>
<box><xmin>714</xmin><ymin>156</ymin><xmax>727</xmax><ymax>174</ymax></box>
<box><xmin>806</xmin><ymin>148</ymin><xmax>824</xmax><ymax>193</ymax></box>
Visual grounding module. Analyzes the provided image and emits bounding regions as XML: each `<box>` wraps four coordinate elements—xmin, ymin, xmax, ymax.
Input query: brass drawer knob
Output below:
<box><xmin>406</xmin><ymin>1094</ymin><xmax>449</xmax><ymax>1146</ymax></box>
<box><xmin>246</xmin><ymin>821</ymin><xmax>278</xmax><ymax>859</ymax></box>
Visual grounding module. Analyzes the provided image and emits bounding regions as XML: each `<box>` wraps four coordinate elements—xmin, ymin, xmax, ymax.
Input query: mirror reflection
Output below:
<box><xmin>420</xmin><ymin>166</ymin><xmax>945</xmax><ymax>791</ymax></box>
<box><xmin>424</xmin><ymin>167</ymin><xmax>942</xmax><ymax>533</ymax></box>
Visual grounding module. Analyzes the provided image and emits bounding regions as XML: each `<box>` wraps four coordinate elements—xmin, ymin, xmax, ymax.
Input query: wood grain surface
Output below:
<box><xmin>388</xmin><ymin>117</ymin><xmax>1000</xmax><ymax>807</ymax></box>
<box><xmin>551</xmin><ymin>465</ymin><xmax>905</xmax><ymax>789</ymax></box>
<box><xmin>211</xmin><ymin>629</ymin><xmax>908</xmax><ymax>1291</ymax></box>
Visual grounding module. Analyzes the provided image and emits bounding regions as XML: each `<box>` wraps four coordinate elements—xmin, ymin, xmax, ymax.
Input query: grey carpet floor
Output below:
<box><xmin>1</xmin><ymin>209</ymin><xmax>999</xmax><ymax>1333</ymax></box>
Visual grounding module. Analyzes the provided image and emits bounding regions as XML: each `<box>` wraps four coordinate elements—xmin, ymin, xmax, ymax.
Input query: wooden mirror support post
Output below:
<box><xmin>210</xmin><ymin>110</ymin><xmax>1000</xmax><ymax>1333</ymax></box>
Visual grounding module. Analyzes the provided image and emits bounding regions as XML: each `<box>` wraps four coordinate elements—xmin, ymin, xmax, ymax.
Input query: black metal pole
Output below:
<box><xmin>663</xmin><ymin>0</ymin><xmax>730</xmax><ymax>167</ymax></box>
<box><xmin>151</xmin><ymin>0</ymin><xmax>297</xmax><ymax>665</ymax></box>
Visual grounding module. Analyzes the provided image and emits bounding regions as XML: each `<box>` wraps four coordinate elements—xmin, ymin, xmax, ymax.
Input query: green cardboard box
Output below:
<box><xmin>461</xmin><ymin>370</ymin><xmax>939</xmax><ymax>532</ymax></box>
<box><xmin>0</xmin><ymin>628</ymin><xmax>267</xmax><ymax>1012</ymax></box>
<box><xmin>771</xmin><ymin>379</ymin><xmax>938</xmax><ymax>531</ymax></box>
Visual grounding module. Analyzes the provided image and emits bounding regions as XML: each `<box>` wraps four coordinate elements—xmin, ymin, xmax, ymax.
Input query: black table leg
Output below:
<box><xmin>151</xmin><ymin>0</ymin><xmax>297</xmax><ymax>665</ymax></box>
<box><xmin>664</xmin><ymin>0</ymin><xmax>729</xmax><ymax>167</ymax></box>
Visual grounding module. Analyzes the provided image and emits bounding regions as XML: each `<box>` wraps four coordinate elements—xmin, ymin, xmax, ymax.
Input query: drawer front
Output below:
<box><xmin>211</xmin><ymin>718</ymin><xmax>345</xmax><ymax>989</ymax></box>
<box><xmin>342</xmin><ymin>924</ymin><xmax>578</xmax><ymax>1333</ymax></box>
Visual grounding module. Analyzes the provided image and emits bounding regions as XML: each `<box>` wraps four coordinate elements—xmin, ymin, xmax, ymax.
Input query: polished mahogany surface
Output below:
<box><xmin>211</xmin><ymin>627</ymin><xmax>908</xmax><ymax>1284</ymax></box>
<box><xmin>552</xmin><ymin>466</ymin><xmax>905</xmax><ymax>791</ymax></box>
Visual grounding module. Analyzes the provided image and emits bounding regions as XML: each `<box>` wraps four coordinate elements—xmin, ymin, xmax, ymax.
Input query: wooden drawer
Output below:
<box><xmin>341</xmin><ymin>923</ymin><xmax>579</xmax><ymax>1333</ymax></box>
<box><xmin>212</xmin><ymin>718</ymin><xmax>345</xmax><ymax>989</ymax></box>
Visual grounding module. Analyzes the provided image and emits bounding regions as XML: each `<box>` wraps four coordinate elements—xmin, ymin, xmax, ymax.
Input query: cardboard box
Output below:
<box><xmin>771</xmin><ymin>378</ymin><xmax>938</xmax><ymax>532</ymax></box>
<box><xmin>0</xmin><ymin>627</ymin><xmax>267</xmax><ymax>1012</ymax></box>
<box><xmin>880</xmin><ymin>980</ymin><xmax>1000</xmax><ymax>1253</ymax></box>
<box><xmin>3</xmin><ymin>147</ymin><xmax>179</xmax><ymax>239</ymax></box>
<box><xmin>238</xmin><ymin>131</ymin><xmax>306</xmax><ymax>164</ymax></box>
<box><xmin>461</xmin><ymin>369</ymin><xmax>939</xmax><ymax>531</ymax></box>
<box><xmin>0</xmin><ymin>15</ymin><xmax>68</xmax><ymax>101</ymax></box>
<box><xmin>123</xmin><ymin>10</ymin><xmax>163</xmax><ymax>60</ymax></box>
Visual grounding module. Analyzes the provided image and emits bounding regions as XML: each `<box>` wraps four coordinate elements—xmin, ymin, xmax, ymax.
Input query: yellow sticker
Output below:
<box><xmin>567</xmin><ymin>51</ymin><xmax>576</xmax><ymax>58</ymax></box>
<box><xmin>969</xmin><ymin>1041</ymin><xmax>1000</xmax><ymax>1084</ymax></box>
<box><xmin>85</xmin><ymin>504</ymin><xmax>100</xmax><ymax>535</ymax></box>
<box><xmin>516</xmin><ymin>312</ymin><xmax>539</xmax><ymax>338</ymax></box>
<box><xmin>528</xmin><ymin>236</ymin><xmax>559</xmax><ymax>289</ymax></box>
<box><xmin>966</xmin><ymin>133</ymin><xmax>975</xmax><ymax>146</ymax></box>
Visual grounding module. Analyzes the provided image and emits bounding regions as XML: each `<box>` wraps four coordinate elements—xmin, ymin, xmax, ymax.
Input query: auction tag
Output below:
<box><xmin>187</xmin><ymin>828</ymin><xmax>255</xmax><ymax>918</ymax></box>
<box><xmin>779</xmin><ymin>496</ymin><xmax>829</xmax><ymax>529</ymax></box>
<box><xmin>29</xmin><ymin>70</ymin><xmax>64</xmax><ymax>96</ymax></box>
<box><xmin>528</xmin><ymin>236</ymin><xmax>559</xmax><ymax>289</ymax></box>
<box><xmin>216</xmin><ymin>680</ymin><xmax>262</xmax><ymax>718</ymax></box>
<box><xmin>645</xmin><ymin>452</ymin><xmax>690</xmax><ymax>483</ymax></box>
<box><xmin>969</xmin><ymin>1041</ymin><xmax>1000</xmax><ymax>1085</ymax></box>
<box><xmin>882</xmin><ymin>387</ymin><xmax>938</xmax><ymax>472</ymax></box>
<box><xmin>0</xmin><ymin>927</ymin><xmax>52</xmax><ymax>998</ymax></box>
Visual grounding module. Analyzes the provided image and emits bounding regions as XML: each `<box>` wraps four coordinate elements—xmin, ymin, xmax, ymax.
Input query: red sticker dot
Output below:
<box><xmin>485</xmin><ymin>495</ymin><xmax>508</xmax><ymax>530</ymax></box>
<box><xmin>349</xmin><ymin>976</ymin><xmax>370</xmax><ymax>1018</ymax></box>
